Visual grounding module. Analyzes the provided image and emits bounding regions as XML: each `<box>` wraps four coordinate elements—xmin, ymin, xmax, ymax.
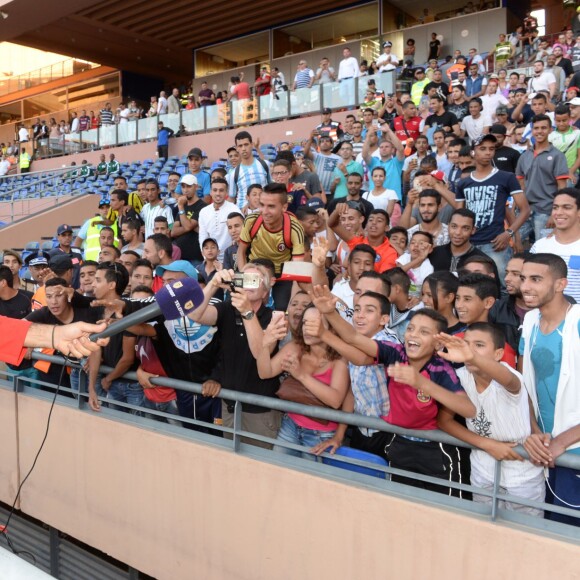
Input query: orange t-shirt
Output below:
<box><xmin>347</xmin><ymin>235</ymin><xmax>398</xmax><ymax>273</ymax></box>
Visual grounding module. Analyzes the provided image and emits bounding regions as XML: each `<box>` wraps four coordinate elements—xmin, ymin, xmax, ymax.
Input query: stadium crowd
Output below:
<box><xmin>1</xmin><ymin>19</ymin><xmax>580</xmax><ymax>526</ymax></box>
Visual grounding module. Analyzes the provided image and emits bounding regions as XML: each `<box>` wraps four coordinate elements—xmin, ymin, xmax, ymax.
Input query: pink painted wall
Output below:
<box><xmin>0</xmin><ymin>390</ymin><xmax>578</xmax><ymax>580</ymax></box>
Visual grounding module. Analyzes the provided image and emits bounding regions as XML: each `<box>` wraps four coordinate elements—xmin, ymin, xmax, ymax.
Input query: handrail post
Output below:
<box><xmin>491</xmin><ymin>459</ymin><xmax>502</xmax><ymax>521</ymax></box>
<box><xmin>233</xmin><ymin>401</ymin><xmax>242</xmax><ymax>453</ymax></box>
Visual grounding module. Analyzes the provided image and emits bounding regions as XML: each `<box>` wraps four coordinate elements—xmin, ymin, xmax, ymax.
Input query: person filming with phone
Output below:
<box><xmin>189</xmin><ymin>264</ymin><xmax>283</xmax><ymax>449</ymax></box>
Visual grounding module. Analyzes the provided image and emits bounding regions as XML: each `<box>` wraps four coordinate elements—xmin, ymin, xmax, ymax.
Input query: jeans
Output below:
<box><xmin>142</xmin><ymin>398</ymin><xmax>182</xmax><ymax>427</ymax></box>
<box><xmin>70</xmin><ymin>368</ymin><xmax>106</xmax><ymax>399</ymax></box>
<box><xmin>10</xmin><ymin>367</ymin><xmax>40</xmax><ymax>389</ymax></box>
<box><xmin>273</xmin><ymin>414</ymin><xmax>335</xmax><ymax>461</ymax></box>
<box><xmin>473</xmin><ymin>242</ymin><xmax>512</xmax><ymax>283</ymax></box>
<box><xmin>531</xmin><ymin>211</ymin><xmax>552</xmax><ymax>243</ymax></box>
<box><xmin>106</xmin><ymin>380</ymin><xmax>145</xmax><ymax>415</ymax></box>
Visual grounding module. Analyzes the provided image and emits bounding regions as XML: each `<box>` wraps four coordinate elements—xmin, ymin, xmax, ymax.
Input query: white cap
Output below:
<box><xmin>567</xmin><ymin>97</ymin><xmax>580</xmax><ymax>106</ymax></box>
<box><xmin>180</xmin><ymin>174</ymin><xmax>198</xmax><ymax>186</ymax></box>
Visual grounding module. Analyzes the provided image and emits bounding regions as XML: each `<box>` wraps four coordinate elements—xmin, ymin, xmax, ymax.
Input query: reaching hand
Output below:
<box><xmin>309</xmin><ymin>285</ymin><xmax>338</xmax><ymax>315</ymax></box>
<box><xmin>483</xmin><ymin>440</ymin><xmax>523</xmax><ymax>461</ymax></box>
<box><xmin>303</xmin><ymin>316</ymin><xmax>324</xmax><ymax>339</ymax></box>
<box><xmin>436</xmin><ymin>333</ymin><xmax>475</xmax><ymax>364</ymax></box>
<box><xmin>202</xmin><ymin>379</ymin><xmax>221</xmax><ymax>398</ymax></box>
<box><xmin>281</xmin><ymin>353</ymin><xmax>302</xmax><ymax>378</ymax></box>
<box><xmin>230</xmin><ymin>289</ymin><xmax>252</xmax><ymax>314</ymax></box>
<box><xmin>136</xmin><ymin>366</ymin><xmax>158</xmax><ymax>389</ymax></box>
<box><xmin>311</xmin><ymin>436</ymin><xmax>343</xmax><ymax>456</ymax></box>
<box><xmin>523</xmin><ymin>433</ymin><xmax>552</xmax><ymax>466</ymax></box>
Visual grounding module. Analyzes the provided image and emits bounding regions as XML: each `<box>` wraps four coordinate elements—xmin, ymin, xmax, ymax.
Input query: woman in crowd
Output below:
<box><xmin>421</xmin><ymin>271</ymin><xmax>465</xmax><ymax>334</ymax></box>
<box><xmin>257</xmin><ymin>305</ymin><xmax>349</xmax><ymax>459</ymax></box>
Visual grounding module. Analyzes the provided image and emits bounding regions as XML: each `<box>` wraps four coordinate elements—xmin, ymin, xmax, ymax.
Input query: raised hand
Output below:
<box><xmin>436</xmin><ymin>333</ymin><xmax>475</xmax><ymax>364</ymax></box>
<box><xmin>309</xmin><ymin>284</ymin><xmax>338</xmax><ymax>314</ymax></box>
<box><xmin>387</xmin><ymin>362</ymin><xmax>421</xmax><ymax>389</ymax></box>
<box><xmin>311</xmin><ymin>236</ymin><xmax>329</xmax><ymax>269</ymax></box>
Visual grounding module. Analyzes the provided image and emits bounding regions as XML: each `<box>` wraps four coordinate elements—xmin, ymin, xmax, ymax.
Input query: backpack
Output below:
<box><xmin>248</xmin><ymin>212</ymin><xmax>293</xmax><ymax>250</ymax></box>
<box><xmin>233</xmin><ymin>158</ymin><xmax>270</xmax><ymax>196</ymax></box>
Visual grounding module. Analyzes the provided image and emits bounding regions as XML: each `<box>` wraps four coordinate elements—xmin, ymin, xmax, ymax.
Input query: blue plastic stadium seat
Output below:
<box><xmin>175</xmin><ymin>164</ymin><xmax>186</xmax><ymax>175</ymax></box>
<box><xmin>158</xmin><ymin>173</ymin><xmax>169</xmax><ymax>187</ymax></box>
<box><xmin>322</xmin><ymin>447</ymin><xmax>388</xmax><ymax>479</ymax></box>
<box><xmin>24</xmin><ymin>241</ymin><xmax>40</xmax><ymax>251</ymax></box>
<box><xmin>41</xmin><ymin>240</ymin><xmax>55</xmax><ymax>251</ymax></box>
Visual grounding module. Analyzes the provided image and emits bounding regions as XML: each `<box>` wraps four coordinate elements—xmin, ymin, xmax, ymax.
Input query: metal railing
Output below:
<box><xmin>0</xmin><ymin>59</ymin><xmax>100</xmax><ymax>96</ymax></box>
<box><xmin>3</xmin><ymin>350</ymin><xmax>578</xmax><ymax>543</ymax></box>
<box><xmin>0</xmin><ymin>164</ymin><xmax>90</xmax><ymax>223</ymax></box>
<box><xmin>28</xmin><ymin>72</ymin><xmax>396</xmax><ymax>159</ymax></box>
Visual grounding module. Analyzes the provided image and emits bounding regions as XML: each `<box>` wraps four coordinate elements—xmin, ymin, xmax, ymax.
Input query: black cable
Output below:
<box><xmin>0</xmin><ymin>362</ymin><xmax>66</xmax><ymax>565</ymax></box>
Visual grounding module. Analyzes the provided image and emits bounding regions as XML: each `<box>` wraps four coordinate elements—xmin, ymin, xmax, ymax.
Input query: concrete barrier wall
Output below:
<box><xmin>1</xmin><ymin>393</ymin><xmax>578</xmax><ymax>580</ymax></box>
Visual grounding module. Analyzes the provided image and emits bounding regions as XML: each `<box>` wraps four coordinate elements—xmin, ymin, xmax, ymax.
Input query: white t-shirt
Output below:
<box><xmin>531</xmin><ymin>236</ymin><xmax>580</xmax><ymax>303</ymax></box>
<box><xmin>376</xmin><ymin>52</ymin><xmax>400</xmax><ymax>72</ymax></box>
<box><xmin>0</xmin><ymin>160</ymin><xmax>10</xmax><ymax>176</ymax></box>
<box><xmin>140</xmin><ymin>203</ymin><xmax>174</xmax><ymax>239</ymax></box>
<box><xmin>338</xmin><ymin>57</ymin><xmax>360</xmax><ymax>80</ymax></box>
<box><xmin>331</xmin><ymin>278</ymin><xmax>355</xmax><ymax>321</ymax></box>
<box><xmin>461</xmin><ymin>114</ymin><xmax>492</xmax><ymax>144</ymax></box>
<box><xmin>157</xmin><ymin>96</ymin><xmax>168</xmax><ymax>115</ymax></box>
<box><xmin>528</xmin><ymin>71</ymin><xmax>557</xmax><ymax>94</ymax></box>
<box><xmin>470</xmin><ymin>54</ymin><xmax>486</xmax><ymax>75</ymax></box>
<box><xmin>362</xmin><ymin>188</ymin><xmax>399</xmax><ymax>211</ymax></box>
<box><xmin>458</xmin><ymin>365</ymin><xmax>544</xmax><ymax>489</ymax></box>
<box><xmin>396</xmin><ymin>252</ymin><xmax>433</xmax><ymax>296</ymax></box>
<box><xmin>480</xmin><ymin>93</ymin><xmax>509</xmax><ymax>120</ymax></box>
<box><xmin>18</xmin><ymin>127</ymin><xmax>29</xmax><ymax>142</ymax></box>
<box><xmin>198</xmin><ymin>200</ymin><xmax>241</xmax><ymax>261</ymax></box>
<box><xmin>119</xmin><ymin>108</ymin><xmax>130</xmax><ymax>123</ymax></box>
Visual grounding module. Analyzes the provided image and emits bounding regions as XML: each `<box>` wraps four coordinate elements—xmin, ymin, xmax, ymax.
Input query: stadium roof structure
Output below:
<box><xmin>0</xmin><ymin>0</ymin><xmax>361</xmax><ymax>79</ymax></box>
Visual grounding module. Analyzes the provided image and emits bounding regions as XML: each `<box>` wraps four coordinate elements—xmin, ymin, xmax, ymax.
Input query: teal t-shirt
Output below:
<box><xmin>519</xmin><ymin>320</ymin><xmax>580</xmax><ymax>455</ymax></box>
<box><xmin>332</xmin><ymin>160</ymin><xmax>364</xmax><ymax>200</ymax></box>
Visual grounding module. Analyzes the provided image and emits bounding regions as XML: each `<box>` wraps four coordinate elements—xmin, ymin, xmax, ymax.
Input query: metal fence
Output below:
<box><xmin>2</xmin><ymin>350</ymin><xmax>578</xmax><ymax>544</ymax></box>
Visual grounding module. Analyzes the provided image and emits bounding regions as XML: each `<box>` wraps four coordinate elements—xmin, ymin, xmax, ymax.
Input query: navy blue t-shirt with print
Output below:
<box><xmin>455</xmin><ymin>168</ymin><xmax>522</xmax><ymax>244</ymax></box>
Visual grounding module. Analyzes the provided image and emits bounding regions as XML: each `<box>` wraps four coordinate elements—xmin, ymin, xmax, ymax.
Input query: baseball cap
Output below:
<box><xmin>187</xmin><ymin>147</ymin><xmax>203</xmax><ymax>159</ymax></box>
<box><xmin>567</xmin><ymin>97</ymin><xmax>580</xmax><ymax>106</ymax></box>
<box><xmin>322</xmin><ymin>107</ymin><xmax>332</xmax><ymax>115</ymax></box>
<box><xmin>57</xmin><ymin>224</ymin><xmax>73</xmax><ymax>235</ymax></box>
<box><xmin>201</xmin><ymin>237</ymin><xmax>219</xmax><ymax>248</ymax></box>
<box><xmin>414</xmin><ymin>67</ymin><xmax>425</xmax><ymax>74</ymax></box>
<box><xmin>24</xmin><ymin>251</ymin><xmax>50</xmax><ymax>268</ymax></box>
<box><xmin>346</xmin><ymin>200</ymin><xmax>364</xmax><ymax>214</ymax></box>
<box><xmin>430</xmin><ymin>170</ymin><xmax>447</xmax><ymax>182</ymax></box>
<box><xmin>306</xmin><ymin>197</ymin><xmax>325</xmax><ymax>210</ymax></box>
<box><xmin>49</xmin><ymin>254</ymin><xmax>73</xmax><ymax>272</ymax></box>
<box><xmin>180</xmin><ymin>174</ymin><xmax>198</xmax><ymax>186</ymax></box>
<box><xmin>490</xmin><ymin>123</ymin><xmax>507</xmax><ymax>135</ymax></box>
<box><xmin>155</xmin><ymin>260</ymin><xmax>198</xmax><ymax>279</ymax></box>
<box><xmin>514</xmin><ymin>88</ymin><xmax>527</xmax><ymax>95</ymax></box>
<box><xmin>472</xmin><ymin>134</ymin><xmax>497</xmax><ymax>147</ymax></box>
<box><xmin>98</xmin><ymin>198</ymin><xmax>110</xmax><ymax>208</ymax></box>
<box><xmin>496</xmin><ymin>106</ymin><xmax>508</xmax><ymax>115</ymax></box>
<box><xmin>383</xmin><ymin>41</ymin><xmax>393</xmax><ymax>48</ymax></box>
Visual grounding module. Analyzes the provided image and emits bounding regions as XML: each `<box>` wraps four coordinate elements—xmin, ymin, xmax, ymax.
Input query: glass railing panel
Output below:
<box><xmin>289</xmin><ymin>86</ymin><xmax>321</xmax><ymax>116</ymax></box>
<box><xmin>258</xmin><ymin>92</ymin><xmax>289</xmax><ymax>121</ymax></box>
<box><xmin>181</xmin><ymin>108</ymin><xmax>205</xmax><ymax>133</ymax></box>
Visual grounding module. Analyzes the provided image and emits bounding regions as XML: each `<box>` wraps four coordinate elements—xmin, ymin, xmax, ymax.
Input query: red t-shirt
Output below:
<box><xmin>136</xmin><ymin>336</ymin><xmax>177</xmax><ymax>403</ymax></box>
<box><xmin>347</xmin><ymin>235</ymin><xmax>398</xmax><ymax>273</ymax></box>
<box><xmin>392</xmin><ymin>116</ymin><xmax>422</xmax><ymax>143</ymax></box>
<box><xmin>0</xmin><ymin>317</ymin><xmax>31</xmax><ymax>366</ymax></box>
<box><xmin>232</xmin><ymin>82</ymin><xmax>251</xmax><ymax>100</ymax></box>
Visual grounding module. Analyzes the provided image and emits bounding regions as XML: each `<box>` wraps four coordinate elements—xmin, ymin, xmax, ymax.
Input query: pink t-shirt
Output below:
<box><xmin>288</xmin><ymin>366</ymin><xmax>337</xmax><ymax>431</ymax></box>
<box><xmin>232</xmin><ymin>82</ymin><xmax>251</xmax><ymax>100</ymax></box>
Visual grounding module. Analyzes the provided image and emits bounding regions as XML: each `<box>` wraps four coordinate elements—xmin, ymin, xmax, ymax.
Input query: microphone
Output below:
<box><xmin>90</xmin><ymin>278</ymin><xmax>205</xmax><ymax>341</ymax></box>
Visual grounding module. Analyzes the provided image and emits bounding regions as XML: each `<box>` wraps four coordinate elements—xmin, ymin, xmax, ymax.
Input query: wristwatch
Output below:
<box><xmin>178</xmin><ymin>210</ymin><xmax>186</xmax><ymax>215</ymax></box>
<box><xmin>241</xmin><ymin>310</ymin><xmax>255</xmax><ymax>320</ymax></box>
<box><xmin>505</xmin><ymin>228</ymin><xmax>514</xmax><ymax>238</ymax></box>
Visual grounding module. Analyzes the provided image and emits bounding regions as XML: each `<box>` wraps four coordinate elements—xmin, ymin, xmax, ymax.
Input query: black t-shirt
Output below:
<box><xmin>214</xmin><ymin>301</ymin><xmax>279</xmax><ymax>411</ymax></box>
<box><xmin>493</xmin><ymin>146</ymin><xmax>521</xmax><ymax>174</ymax></box>
<box><xmin>447</xmin><ymin>101</ymin><xmax>469</xmax><ymax>122</ymax></box>
<box><xmin>556</xmin><ymin>57</ymin><xmax>574</xmax><ymax>78</ymax></box>
<box><xmin>423</xmin><ymin>81</ymin><xmax>449</xmax><ymax>97</ymax></box>
<box><xmin>149</xmin><ymin>308</ymin><xmax>221</xmax><ymax>384</ymax></box>
<box><xmin>223</xmin><ymin>244</ymin><xmax>238</xmax><ymax>271</ymax></box>
<box><xmin>25</xmin><ymin>305</ymin><xmax>100</xmax><ymax>385</ymax></box>
<box><xmin>425</xmin><ymin>111</ymin><xmax>458</xmax><ymax>130</ymax></box>
<box><xmin>430</xmin><ymin>243</ymin><xmax>495</xmax><ymax>275</ymax></box>
<box><xmin>428</xmin><ymin>40</ymin><xmax>441</xmax><ymax>61</ymax></box>
<box><xmin>173</xmin><ymin>199</ymin><xmax>206</xmax><ymax>262</ymax></box>
<box><xmin>0</xmin><ymin>290</ymin><xmax>31</xmax><ymax>320</ymax></box>
<box><xmin>508</xmin><ymin>104</ymin><xmax>533</xmax><ymax>125</ymax></box>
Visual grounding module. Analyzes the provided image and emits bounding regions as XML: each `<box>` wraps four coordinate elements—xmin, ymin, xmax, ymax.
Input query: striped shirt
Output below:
<box><xmin>140</xmin><ymin>203</ymin><xmax>174</xmax><ymax>239</ymax></box>
<box><xmin>294</xmin><ymin>67</ymin><xmax>314</xmax><ymax>89</ymax></box>
<box><xmin>312</xmin><ymin>151</ymin><xmax>340</xmax><ymax>193</ymax></box>
<box><xmin>230</xmin><ymin>160</ymin><xmax>269</xmax><ymax>209</ymax></box>
<box><xmin>531</xmin><ymin>236</ymin><xmax>580</xmax><ymax>303</ymax></box>
<box><xmin>99</xmin><ymin>108</ymin><xmax>114</xmax><ymax>125</ymax></box>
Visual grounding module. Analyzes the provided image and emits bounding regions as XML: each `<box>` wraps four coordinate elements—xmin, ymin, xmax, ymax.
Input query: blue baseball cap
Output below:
<box><xmin>156</xmin><ymin>260</ymin><xmax>198</xmax><ymax>279</ymax></box>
